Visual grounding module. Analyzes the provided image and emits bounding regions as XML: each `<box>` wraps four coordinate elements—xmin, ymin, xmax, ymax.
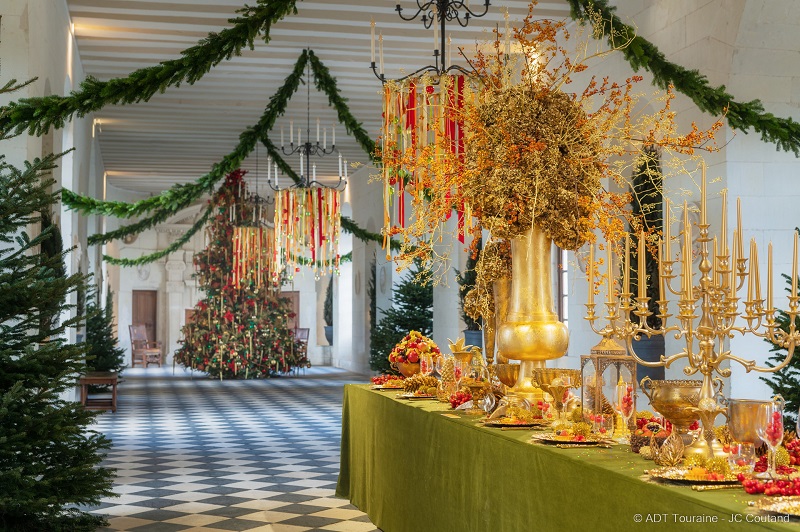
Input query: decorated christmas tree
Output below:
<box><xmin>0</xmin><ymin>129</ymin><xmax>113</xmax><ymax>527</ymax></box>
<box><xmin>175</xmin><ymin>170</ymin><xmax>305</xmax><ymax>378</ymax></box>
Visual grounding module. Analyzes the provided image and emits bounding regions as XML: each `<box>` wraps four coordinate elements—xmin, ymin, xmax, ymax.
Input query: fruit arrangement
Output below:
<box><xmin>553</xmin><ymin>422</ymin><xmax>593</xmax><ymax>442</ymax></box>
<box><xmin>494</xmin><ymin>405</ymin><xmax>542</xmax><ymax>425</ymax></box>
<box><xmin>449</xmin><ymin>390</ymin><xmax>472</xmax><ymax>409</ymax></box>
<box><xmin>402</xmin><ymin>374</ymin><xmax>439</xmax><ymax>395</ymax></box>
<box><xmin>371</xmin><ymin>374</ymin><xmax>405</xmax><ymax>387</ymax></box>
<box><xmin>631</xmin><ymin>419</ymin><xmax>671</xmax><ymax>453</ymax></box>
<box><xmin>682</xmin><ymin>456</ymin><xmax>734</xmax><ymax>481</ymax></box>
<box><xmin>388</xmin><ymin>331</ymin><xmax>440</xmax><ymax>364</ymax></box>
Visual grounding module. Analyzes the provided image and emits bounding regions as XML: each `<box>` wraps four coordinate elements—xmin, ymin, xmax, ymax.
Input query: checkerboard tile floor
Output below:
<box><xmin>88</xmin><ymin>366</ymin><xmax>379</xmax><ymax>532</ymax></box>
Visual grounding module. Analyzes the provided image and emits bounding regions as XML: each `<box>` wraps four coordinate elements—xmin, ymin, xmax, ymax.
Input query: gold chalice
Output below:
<box><xmin>495</xmin><ymin>364</ymin><xmax>520</xmax><ymax>389</ymax></box>
<box><xmin>532</xmin><ymin>368</ymin><xmax>581</xmax><ymax>424</ymax></box>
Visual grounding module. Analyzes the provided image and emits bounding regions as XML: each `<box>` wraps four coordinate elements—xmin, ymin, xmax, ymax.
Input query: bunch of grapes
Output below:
<box><xmin>786</xmin><ymin>438</ymin><xmax>800</xmax><ymax>465</ymax></box>
<box><xmin>449</xmin><ymin>390</ymin><xmax>472</xmax><ymax>409</ymax></box>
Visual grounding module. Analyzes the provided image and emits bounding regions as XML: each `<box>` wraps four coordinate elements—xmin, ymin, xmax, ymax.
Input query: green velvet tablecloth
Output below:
<box><xmin>337</xmin><ymin>384</ymin><xmax>797</xmax><ymax>532</ymax></box>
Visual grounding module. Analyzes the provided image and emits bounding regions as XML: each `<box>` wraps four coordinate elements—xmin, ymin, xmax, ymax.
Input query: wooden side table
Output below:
<box><xmin>79</xmin><ymin>371</ymin><xmax>119</xmax><ymax>412</ymax></box>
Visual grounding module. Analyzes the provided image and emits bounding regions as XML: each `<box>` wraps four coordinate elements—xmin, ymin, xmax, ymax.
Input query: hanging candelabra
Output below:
<box><xmin>370</xmin><ymin>0</ymin><xmax>492</xmax><ymax>83</ymax></box>
<box><xmin>584</xmin><ymin>161</ymin><xmax>800</xmax><ymax>458</ymax></box>
<box><xmin>269</xmin><ymin>51</ymin><xmax>345</xmax><ymax>280</ymax></box>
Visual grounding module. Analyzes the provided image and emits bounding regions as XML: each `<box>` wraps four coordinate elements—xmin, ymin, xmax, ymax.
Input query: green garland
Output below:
<box><xmin>308</xmin><ymin>51</ymin><xmax>377</xmax><ymax>162</ymax></box>
<box><xmin>0</xmin><ymin>0</ymin><xmax>299</xmax><ymax>137</ymax></box>
<box><xmin>66</xmin><ymin>50</ymin><xmax>309</xmax><ymax>223</ymax></box>
<box><xmin>102</xmin><ymin>204</ymin><xmax>213</xmax><ymax>266</ymax></box>
<box><xmin>568</xmin><ymin>0</ymin><xmax>800</xmax><ymax>156</ymax></box>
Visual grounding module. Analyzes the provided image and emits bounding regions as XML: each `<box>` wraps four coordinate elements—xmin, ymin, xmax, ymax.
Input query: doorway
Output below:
<box><xmin>132</xmin><ymin>290</ymin><xmax>158</xmax><ymax>343</ymax></box>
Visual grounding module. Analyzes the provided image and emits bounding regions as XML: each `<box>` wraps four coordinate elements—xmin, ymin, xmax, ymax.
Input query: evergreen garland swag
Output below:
<box><xmin>567</xmin><ymin>0</ymin><xmax>800</xmax><ymax>156</ymax></box>
<box><xmin>174</xmin><ymin>170</ymin><xmax>306</xmax><ymax>378</ymax></box>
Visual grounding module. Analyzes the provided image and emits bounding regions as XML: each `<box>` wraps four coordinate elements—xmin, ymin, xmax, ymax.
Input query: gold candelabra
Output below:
<box><xmin>584</xmin><ymin>163</ymin><xmax>800</xmax><ymax>457</ymax></box>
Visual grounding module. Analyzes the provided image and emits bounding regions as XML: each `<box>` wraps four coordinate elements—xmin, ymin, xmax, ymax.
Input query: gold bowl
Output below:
<box><xmin>495</xmin><ymin>364</ymin><xmax>520</xmax><ymax>388</ymax></box>
<box><xmin>531</xmin><ymin>368</ymin><xmax>582</xmax><ymax>389</ymax></box>
<box><xmin>394</xmin><ymin>362</ymin><xmax>420</xmax><ymax>378</ymax></box>
<box><xmin>640</xmin><ymin>377</ymin><xmax>701</xmax><ymax>430</ymax></box>
<box><xmin>726</xmin><ymin>399</ymin><xmax>774</xmax><ymax>444</ymax></box>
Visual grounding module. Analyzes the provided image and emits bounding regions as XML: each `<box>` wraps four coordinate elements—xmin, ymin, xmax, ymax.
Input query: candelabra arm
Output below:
<box><xmin>725</xmin><ymin>341</ymin><xmax>796</xmax><ymax>374</ymax></box>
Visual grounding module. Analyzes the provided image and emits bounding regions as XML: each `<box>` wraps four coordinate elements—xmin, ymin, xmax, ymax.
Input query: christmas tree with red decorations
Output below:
<box><xmin>175</xmin><ymin>170</ymin><xmax>306</xmax><ymax>378</ymax></box>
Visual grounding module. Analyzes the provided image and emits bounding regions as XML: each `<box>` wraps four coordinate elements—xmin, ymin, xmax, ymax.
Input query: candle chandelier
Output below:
<box><xmin>270</xmin><ymin>51</ymin><xmax>346</xmax><ymax>192</ymax></box>
<box><xmin>370</xmin><ymin>0</ymin><xmax>492</xmax><ymax>83</ymax></box>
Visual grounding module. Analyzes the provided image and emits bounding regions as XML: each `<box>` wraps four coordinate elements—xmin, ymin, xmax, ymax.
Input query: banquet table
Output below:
<box><xmin>336</xmin><ymin>384</ymin><xmax>796</xmax><ymax>532</ymax></box>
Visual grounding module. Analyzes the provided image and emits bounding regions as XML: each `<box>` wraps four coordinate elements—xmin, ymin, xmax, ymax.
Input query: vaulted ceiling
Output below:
<box><xmin>66</xmin><ymin>0</ymin><xmax>571</xmax><ymax>194</ymax></box>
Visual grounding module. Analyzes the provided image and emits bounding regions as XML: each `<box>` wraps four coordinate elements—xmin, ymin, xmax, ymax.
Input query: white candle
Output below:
<box><xmin>316</xmin><ymin>118</ymin><xmax>320</xmax><ymax>142</ymax></box>
<box><xmin>323</xmin><ymin>129</ymin><xmax>327</xmax><ymax>149</ymax></box>
<box><xmin>297</xmin><ymin>129</ymin><xmax>301</xmax><ymax>146</ymax></box>
<box><xmin>281</xmin><ymin>126</ymin><xmax>284</xmax><ymax>147</ymax></box>
<box><xmin>300</xmin><ymin>153</ymin><xmax>304</xmax><ymax>176</ymax></box>
<box><xmin>290</xmin><ymin>120</ymin><xmax>294</xmax><ymax>144</ymax></box>
<box><xmin>332</xmin><ymin>125</ymin><xmax>336</xmax><ymax>146</ymax></box>
<box><xmin>267</xmin><ymin>158</ymin><xmax>271</xmax><ymax>183</ymax></box>
<box><xmin>504</xmin><ymin>9</ymin><xmax>510</xmax><ymax>55</ymax></box>
<box><xmin>344</xmin><ymin>158</ymin><xmax>348</xmax><ymax>179</ymax></box>
<box><xmin>274</xmin><ymin>162</ymin><xmax>278</xmax><ymax>185</ymax></box>
<box><xmin>448</xmin><ymin>35</ymin><xmax>452</xmax><ymax>69</ymax></box>
<box><xmin>338</xmin><ymin>153</ymin><xmax>343</xmax><ymax>178</ymax></box>
<box><xmin>433</xmin><ymin>8</ymin><xmax>439</xmax><ymax>51</ymax></box>
<box><xmin>379</xmin><ymin>34</ymin><xmax>384</xmax><ymax>75</ymax></box>
<box><xmin>313</xmin><ymin>163</ymin><xmax>316</xmax><ymax>181</ymax></box>
<box><xmin>370</xmin><ymin>18</ymin><xmax>376</xmax><ymax>64</ymax></box>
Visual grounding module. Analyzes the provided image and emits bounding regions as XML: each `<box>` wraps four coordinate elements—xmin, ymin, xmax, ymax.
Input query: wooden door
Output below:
<box><xmin>281</xmin><ymin>291</ymin><xmax>300</xmax><ymax>330</ymax></box>
<box><xmin>132</xmin><ymin>290</ymin><xmax>158</xmax><ymax>342</ymax></box>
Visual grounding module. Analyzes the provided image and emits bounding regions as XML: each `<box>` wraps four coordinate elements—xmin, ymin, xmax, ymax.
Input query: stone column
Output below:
<box><xmin>165</xmin><ymin>257</ymin><xmax>186</xmax><ymax>365</ymax></box>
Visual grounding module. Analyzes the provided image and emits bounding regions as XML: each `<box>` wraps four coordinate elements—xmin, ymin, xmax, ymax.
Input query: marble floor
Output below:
<box><xmin>87</xmin><ymin>366</ymin><xmax>379</xmax><ymax>532</ymax></box>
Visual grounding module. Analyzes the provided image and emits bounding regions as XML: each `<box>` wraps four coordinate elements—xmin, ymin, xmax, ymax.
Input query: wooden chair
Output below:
<box><xmin>129</xmin><ymin>324</ymin><xmax>163</xmax><ymax>368</ymax></box>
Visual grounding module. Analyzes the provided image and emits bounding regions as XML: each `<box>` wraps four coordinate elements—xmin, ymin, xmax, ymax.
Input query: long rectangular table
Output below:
<box><xmin>337</xmin><ymin>385</ymin><xmax>796</xmax><ymax>532</ymax></box>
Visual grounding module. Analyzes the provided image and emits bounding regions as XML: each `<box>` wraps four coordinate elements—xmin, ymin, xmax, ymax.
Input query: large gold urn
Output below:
<box><xmin>497</xmin><ymin>226</ymin><xmax>569</xmax><ymax>398</ymax></box>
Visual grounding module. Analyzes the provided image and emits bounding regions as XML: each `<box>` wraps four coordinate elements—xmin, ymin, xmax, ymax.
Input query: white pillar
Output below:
<box><xmin>165</xmin><ymin>257</ymin><xmax>187</xmax><ymax>365</ymax></box>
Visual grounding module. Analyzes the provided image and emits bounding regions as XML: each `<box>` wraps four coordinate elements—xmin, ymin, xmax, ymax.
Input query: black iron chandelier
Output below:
<box><xmin>370</xmin><ymin>0</ymin><xmax>491</xmax><ymax>83</ymax></box>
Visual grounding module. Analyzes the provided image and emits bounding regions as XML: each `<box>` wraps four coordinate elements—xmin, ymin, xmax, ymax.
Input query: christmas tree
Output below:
<box><xmin>762</xmin><ymin>272</ymin><xmax>800</xmax><ymax>419</ymax></box>
<box><xmin>85</xmin><ymin>286</ymin><xmax>126</xmax><ymax>375</ymax></box>
<box><xmin>369</xmin><ymin>260</ymin><xmax>433</xmax><ymax>374</ymax></box>
<box><xmin>0</xmin><ymin>115</ymin><xmax>114</xmax><ymax>528</ymax></box>
<box><xmin>175</xmin><ymin>170</ymin><xmax>304</xmax><ymax>378</ymax></box>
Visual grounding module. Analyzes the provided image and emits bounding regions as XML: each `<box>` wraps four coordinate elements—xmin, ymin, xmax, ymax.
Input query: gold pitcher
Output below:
<box><xmin>723</xmin><ymin>396</ymin><xmax>785</xmax><ymax>444</ymax></box>
<box><xmin>490</xmin><ymin>279</ymin><xmax>512</xmax><ymax>364</ymax></box>
<box><xmin>497</xmin><ymin>226</ymin><xmax>569</xmax><ymax>399</ymax></box>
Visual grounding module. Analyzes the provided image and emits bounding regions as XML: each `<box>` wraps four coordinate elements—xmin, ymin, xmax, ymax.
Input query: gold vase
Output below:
<box><xmin>489</xmin><ymin>279</ymin><xmax>512</xmax><ymax>364</ymax></box>
<box><xmin>497</xmin><ymin>226</ymin><xmax>569</xmax><ymax>397</ymax></box>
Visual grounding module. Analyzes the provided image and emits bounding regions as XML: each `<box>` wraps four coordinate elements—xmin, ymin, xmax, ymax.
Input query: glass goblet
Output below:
<box><xmin>613</xmin><ymin>381</ymin><xmax>635</xmax><ymax>442</ymax></box>
<box><xmin>420</xmin><ymin>353</ymin><xmax>434</xmax><ymax>376</ymax></box>
<box><xmin>727</xmin><ymin>442</ymin><xmax>756</xmax><ymax>474</ymax></box>
<box><xmin>756</xmin><ymin>401</ymin><xmax>784</xmax><ymax>478</ymax></box>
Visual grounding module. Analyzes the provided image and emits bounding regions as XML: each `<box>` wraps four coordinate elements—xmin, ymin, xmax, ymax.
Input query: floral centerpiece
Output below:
<box><xmin>388</xmin><ymin>331</ymin><xmax>440</xmax><ymax>372</ymax></box>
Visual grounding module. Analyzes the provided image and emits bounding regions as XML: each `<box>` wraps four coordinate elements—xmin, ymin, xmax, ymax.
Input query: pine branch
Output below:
<box><xmin>567</xmin><ymin>0</ymin><xmax>800</xmax><ymax>156</ymax></box>
<box><xmin>0</xmin><ymin>0</ymin><xmax>299</xmax><ymax>137</ymax></box>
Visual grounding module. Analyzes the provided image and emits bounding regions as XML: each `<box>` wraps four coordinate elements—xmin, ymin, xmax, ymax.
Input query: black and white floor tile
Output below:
<box><xmin>88</xmin><ymin>366</ymin><xmax>378</xmax><ymax>532</ymax></box>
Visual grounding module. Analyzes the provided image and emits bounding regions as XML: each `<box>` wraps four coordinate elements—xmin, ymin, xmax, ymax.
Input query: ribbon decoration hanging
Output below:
<box><xmin>274</xmin><ymin>187</ymin><xmax>341</xmax><ymax>279</ymax></box>
<box><xmin>381</xmin><ymin>74</ymin><xmax>473</xmax><ymax>259</ymax></box>
<box><xmin>232</xmin><ymin>226</ymin><xmax>277</xmax><ymax>289</ymax></box>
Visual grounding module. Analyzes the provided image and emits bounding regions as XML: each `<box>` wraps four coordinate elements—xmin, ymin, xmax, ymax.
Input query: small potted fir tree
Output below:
<box><xmin>323</xmin><ymin>277</ymin><xmax>334</xmax><ymax>345</ymax></box>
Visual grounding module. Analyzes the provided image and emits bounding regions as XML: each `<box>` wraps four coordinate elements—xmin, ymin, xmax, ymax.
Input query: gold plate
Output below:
<box><xmin>370</xmin><ymin>384</ymin><xmax>404</xmax><ymax>390</ymax></box>
<box><xmin>397</xmin><ymin>393</ymin><xmax>437</xmax><ymax>400</ymax></box>
<box><xmin>531</xmin><ymin>433</ymin><xmax>601</xmax><ymax>445</ymax></box>
<box><xmin>753</xmin><ymin>496</ymin><xmax>800</xmax><ymax>517</ymax></box>
<box><xmin>484</xmin><ymin>419</ymin><xmax>550</xmax><ymax>428</ymax></box>
<box><xmin>647</xmin><ymin>466</ymin><xmax>739</xmax><ymax>485</ymax></box>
